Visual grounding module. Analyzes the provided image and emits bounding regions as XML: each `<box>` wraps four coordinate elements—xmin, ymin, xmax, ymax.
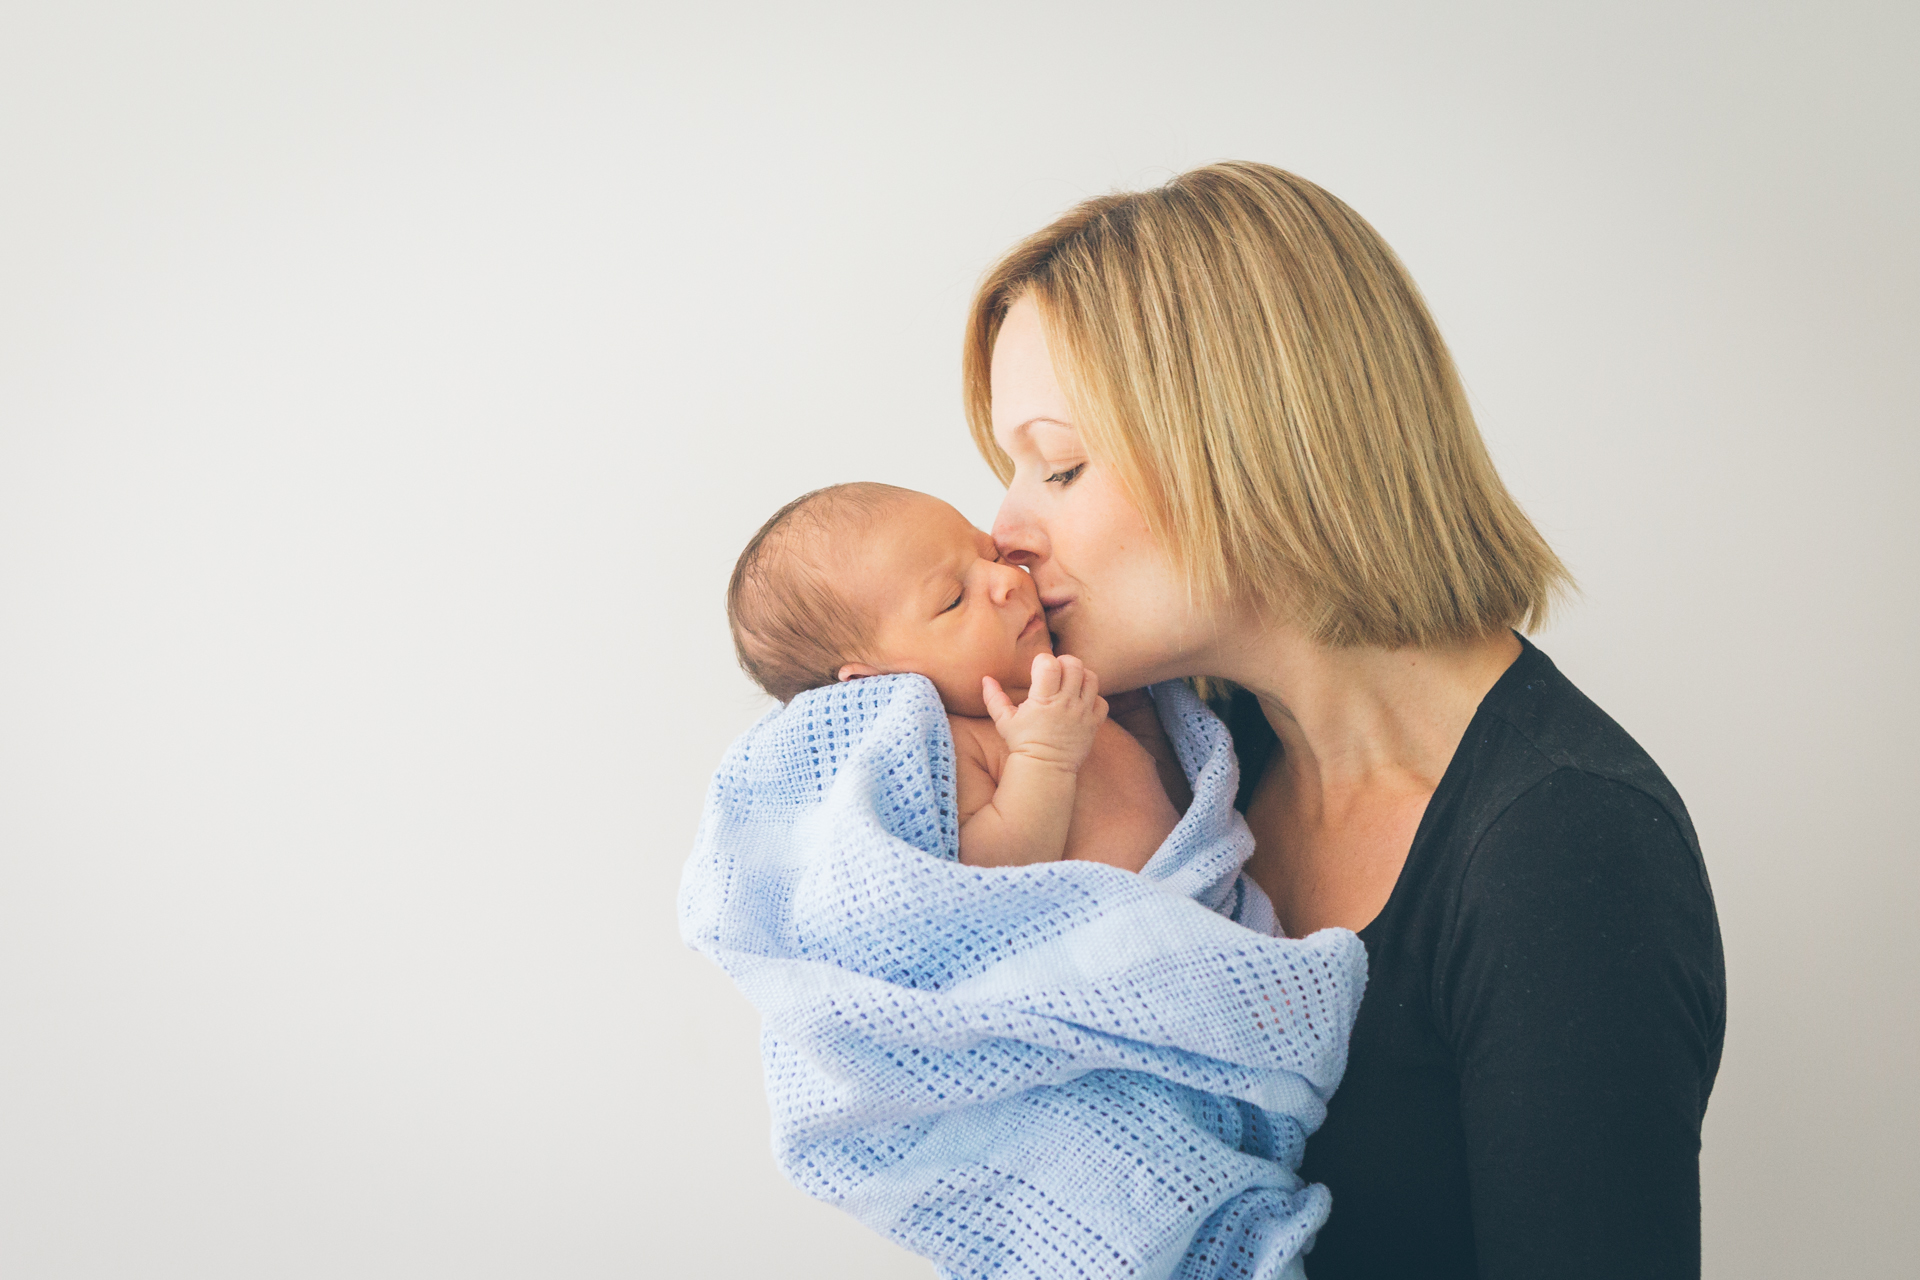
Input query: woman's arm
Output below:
<box><xmin>1445</xmin><ymin>770</ymin><xmax>1725</xmax><ymax>1280</ymax></box>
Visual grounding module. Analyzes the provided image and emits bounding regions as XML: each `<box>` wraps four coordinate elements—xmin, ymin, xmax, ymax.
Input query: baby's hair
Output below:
<box><xmin>727</xmin><ymin>482</ymin><xmax>915</xmax><ymax>702</ymax></box>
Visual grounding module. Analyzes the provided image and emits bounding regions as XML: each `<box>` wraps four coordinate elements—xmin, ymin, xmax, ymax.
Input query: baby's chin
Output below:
<box><xmin>927</xmin><ymin>644</ymin><xmax>1052</xmax><ymax>717</ymax></box>
<box><xmin>954</xmin><ymin>677</ymin><xmax>1029</xmax><ymax>717</ymax></box>
<box><xmin>934</xmin><ymin>670</ymin><xmax>1031</xmax><ymax>720</ymax></box>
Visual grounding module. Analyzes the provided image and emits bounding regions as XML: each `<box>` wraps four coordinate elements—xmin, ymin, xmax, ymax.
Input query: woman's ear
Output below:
<box><xmin>837</xmin><ymin>662</ymin><xmax>883</xmax><ymax>682</ymax></box>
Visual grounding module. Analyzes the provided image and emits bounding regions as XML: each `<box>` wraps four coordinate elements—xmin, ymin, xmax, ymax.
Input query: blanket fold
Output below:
<box><xmin>680</xmin><ymin>673</ymin><xmax>1366</xmax><ymax>1279</ymax></box>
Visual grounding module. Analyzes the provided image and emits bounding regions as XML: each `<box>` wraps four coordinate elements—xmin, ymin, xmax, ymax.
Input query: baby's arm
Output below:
<box><xmin>955</xmin><ymin>654</ymin><xmax>1106</xmax><ymax>867</ymax></box>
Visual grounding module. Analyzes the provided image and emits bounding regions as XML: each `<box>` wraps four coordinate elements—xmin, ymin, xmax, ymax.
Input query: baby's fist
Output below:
<box><xmin>982</xmin><ymin>653</ymin><xmax>1108</xmax><ymax>772</ymax></box>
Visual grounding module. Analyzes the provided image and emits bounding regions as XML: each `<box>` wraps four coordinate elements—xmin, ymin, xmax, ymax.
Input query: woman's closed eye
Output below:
<box><xmin>1044</xmin><ymin>464</ymin><xmax>1086</xmax><ymax>486</ymax></box>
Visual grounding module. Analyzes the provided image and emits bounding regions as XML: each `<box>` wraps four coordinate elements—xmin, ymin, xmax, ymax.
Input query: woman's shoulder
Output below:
<box><xmin>1453</xmin><ymin>770</ymin><xmax>1714</xmax><ymax>929</ymax></box>
<box><xmin>1458</xmin><ymin>638</ymin><xmax>1702</xmax><ymax>864</ymax></box>
<box><xmin>1373</xmin><ymin>638</ymin><xmax>1719</xmax><ymax>959</ymax></box>
<box><xmin>1416</xmin><ymin>646</ymin><xmax>1725</xmax><ymax>1070</ymax></box>
<box><xmin>1484</xmin><ymin>640</ymin><xmax>1690</xmax><ymax>807</ymax></box>
<box><xmin>1414</xmin><ymin>640</ymin><xmax>1721</xmax><ymax>976</ymax></box>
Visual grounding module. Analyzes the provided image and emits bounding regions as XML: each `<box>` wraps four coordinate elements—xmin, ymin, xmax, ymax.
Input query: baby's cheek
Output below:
<box><xmin>996</xmin><ymin>643</ymin><xmax>1037</xmax><ymax>688</ymax></box>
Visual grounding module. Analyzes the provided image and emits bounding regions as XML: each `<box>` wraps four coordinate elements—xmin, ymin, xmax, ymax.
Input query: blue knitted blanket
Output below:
<box><xmin>679</xmin><ymin>673</ymin><xmax>1366</xmax><ymax>1279</ymax></box>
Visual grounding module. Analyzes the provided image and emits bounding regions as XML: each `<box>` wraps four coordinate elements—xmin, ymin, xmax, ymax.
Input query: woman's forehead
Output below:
<box><xmin>990</xmin><ymin>303</ymin><xmax>1074</xmax><ymax>434</ymax></box>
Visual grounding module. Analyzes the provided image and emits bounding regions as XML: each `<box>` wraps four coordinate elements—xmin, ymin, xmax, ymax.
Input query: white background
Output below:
<box><xmin>1</xmin><ymin>2</ymin><xmax>1914</xmax><ymax>1276</ymax></box>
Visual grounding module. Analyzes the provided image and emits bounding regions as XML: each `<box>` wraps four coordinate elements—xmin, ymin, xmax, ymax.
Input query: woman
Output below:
<box><xmin>964</xmin><ymin>162</ymin><xmax>1726</xmax><ymax>1279</ymax></box>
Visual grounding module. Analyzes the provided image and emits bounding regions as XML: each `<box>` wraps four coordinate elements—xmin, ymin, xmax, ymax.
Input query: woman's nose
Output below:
<box><xmin>991</xmin><ymin>492</ymin><xmax>1047</xmax><ymax>568</ymax></box>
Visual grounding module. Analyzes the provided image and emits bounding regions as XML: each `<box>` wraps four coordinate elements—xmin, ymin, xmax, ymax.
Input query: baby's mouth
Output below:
<box><xmin>1018</xmin><ymin>610</ymin><xmax>1045</xmax><ymax>640</ymax></box>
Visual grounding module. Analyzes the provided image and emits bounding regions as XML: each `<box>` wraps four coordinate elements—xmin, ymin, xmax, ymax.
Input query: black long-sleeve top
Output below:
<box><xmin>1216</xmin><ymin>637</ymin><xmax>1726</xmax><ymax>1279</ymax></box>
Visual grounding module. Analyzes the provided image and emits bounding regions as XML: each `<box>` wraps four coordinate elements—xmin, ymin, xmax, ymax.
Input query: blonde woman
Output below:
<box><xmin>966</xmin><ymin>163</ymin><xmax>1725</xmax><ymax>1279</ymax></box>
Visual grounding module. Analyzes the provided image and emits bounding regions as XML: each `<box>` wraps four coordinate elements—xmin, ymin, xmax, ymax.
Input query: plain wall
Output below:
<box><xmin>1</xmin><ymin>2</ymin><xmax>1914</xmax><ymax>1276</ymax></box>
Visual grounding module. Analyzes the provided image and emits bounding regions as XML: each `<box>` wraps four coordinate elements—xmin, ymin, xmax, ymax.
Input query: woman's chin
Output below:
<box><xmin>1049</xmin><ymin>625</ymin><xmax>1102</xmax><ymax>668</ymax></box>
<box><xmin>1056</xmin><ymin>641</ymin><xmax>1154</xmax><ymax>692</ymax></box>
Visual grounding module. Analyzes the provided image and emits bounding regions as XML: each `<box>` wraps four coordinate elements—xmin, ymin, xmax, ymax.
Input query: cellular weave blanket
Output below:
<box><xmin>678</xmin><ymin>673</ymin><xmax>1367</xmax><ymax>1280</ymax></box>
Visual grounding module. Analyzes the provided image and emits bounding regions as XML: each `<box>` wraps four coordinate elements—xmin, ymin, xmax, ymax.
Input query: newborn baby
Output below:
<box><xmin>727</xmin><ymin>482</ymin><xmax>1181</xmax><ymax>870</ymax></box>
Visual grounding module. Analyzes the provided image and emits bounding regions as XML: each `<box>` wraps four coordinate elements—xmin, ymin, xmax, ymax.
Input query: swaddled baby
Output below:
<box><xmin>727</xmin><ymin>482</ymin><xmax>1180</xmax><ymax>871</ymax></box>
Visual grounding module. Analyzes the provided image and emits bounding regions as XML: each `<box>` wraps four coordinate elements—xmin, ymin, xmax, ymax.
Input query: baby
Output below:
<box><xmin>727</xmin><ymin>482</ymin><xmax>1181</xmax><ymax>871</ymax></box>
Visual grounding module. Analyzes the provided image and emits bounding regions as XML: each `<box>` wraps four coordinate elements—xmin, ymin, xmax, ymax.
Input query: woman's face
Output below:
<box><xmin>988</xmin><ymin>296</ymin><xmax>1212</xmax><ymax>692</ymax></box>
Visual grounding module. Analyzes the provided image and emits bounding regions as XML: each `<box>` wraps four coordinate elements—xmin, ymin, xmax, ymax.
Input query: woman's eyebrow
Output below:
<box><xmin>1026</xmin><ymin>420</ymin><xmax>1087</xmax><ymax>454</ymax></box>
<box><xmin>1000</xmin><ymin>415</ymin><xmax>1074</xmax><ymax>448</ymax></box>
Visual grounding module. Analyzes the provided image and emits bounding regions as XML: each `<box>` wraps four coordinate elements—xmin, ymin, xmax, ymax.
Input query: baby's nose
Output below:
<box><xmin>990</xmin><ymin>561</ymin><xmax>1027</xmax><ymax>603</ymax></box>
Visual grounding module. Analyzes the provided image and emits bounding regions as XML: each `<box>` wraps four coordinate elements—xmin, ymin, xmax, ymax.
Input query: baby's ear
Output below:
<box><xmin>837</xmin><ymin>662</ymin><xmax>883</xmax><ymax>682</ymax></box>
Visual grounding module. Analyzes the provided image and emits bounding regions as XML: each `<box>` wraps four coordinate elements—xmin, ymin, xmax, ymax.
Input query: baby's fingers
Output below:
<box><xmin>982</xmin><ymin>676</ymin><xmax>1016</xmax><ymax>728</ymax></box>
<box><xmin>1055</xmin><ymin>654</ymin><xmax>1085</xmax><ymax>700</ymax></box>
<box><xmin>1028</xmin><ymin>652</ymin><xmax>1062</xmax><ymax>700</ymax></box>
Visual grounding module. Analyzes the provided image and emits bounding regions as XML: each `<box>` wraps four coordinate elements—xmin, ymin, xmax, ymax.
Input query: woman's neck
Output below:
<box><xmin>1212</xmin><ymin>624</ymin><xmax>1522</xmax><ymax>801</ymax></box>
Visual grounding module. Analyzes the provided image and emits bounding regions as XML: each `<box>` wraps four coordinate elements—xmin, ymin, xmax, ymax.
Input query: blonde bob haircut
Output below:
<box><xmin>964</xmin><ymin>161</ymin><xmax>1571</xmax><ymax>649</ymax></box>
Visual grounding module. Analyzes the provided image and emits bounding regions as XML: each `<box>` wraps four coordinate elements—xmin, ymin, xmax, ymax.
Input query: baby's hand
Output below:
<box><xmin>982</xmin><ymin>654</ymin><xmax>1107</xmax><ymax>773</ymax></box>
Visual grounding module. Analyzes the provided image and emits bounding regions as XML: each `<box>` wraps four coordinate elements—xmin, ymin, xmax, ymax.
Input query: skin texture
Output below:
<box><xmin>836</xmin><ymin>491</ymin><xmax>1177</xmax><ymax>870</ymax></box>
<box><xmin>988</xmin><ymin>295</ymin><xmax>1520</xmax><ymax>935</ymax></box>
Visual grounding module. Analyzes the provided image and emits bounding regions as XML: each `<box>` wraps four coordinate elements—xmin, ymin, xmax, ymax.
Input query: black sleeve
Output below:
<box><xmin>1441</xmin><ymin>770</ymin><xmax>1725</xmax><ymax>1280</ymax></box>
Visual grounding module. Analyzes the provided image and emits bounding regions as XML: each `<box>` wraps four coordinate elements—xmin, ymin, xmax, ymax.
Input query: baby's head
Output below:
<box><xmin>728</xmin><ymin>483</ymin><xmax>1053</xmax><ymax>716</ymax></box>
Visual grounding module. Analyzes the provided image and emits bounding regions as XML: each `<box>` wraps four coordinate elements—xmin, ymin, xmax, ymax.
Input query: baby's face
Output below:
<box><xmin>852</xmin><ymin>493</ymin><xmax>1053</xmax><ymax>717</ymax></box>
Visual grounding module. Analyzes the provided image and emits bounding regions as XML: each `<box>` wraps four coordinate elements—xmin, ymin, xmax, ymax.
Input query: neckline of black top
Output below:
<box><xmin>1354</xmin><ymin>631</ymin><xmax>1543</xmax><ymax>942</ymax></box>
<box><xmin>1205</xmin><ymin>631</ymin><xmax>1546</xmax><ymax>938</ymax></box>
